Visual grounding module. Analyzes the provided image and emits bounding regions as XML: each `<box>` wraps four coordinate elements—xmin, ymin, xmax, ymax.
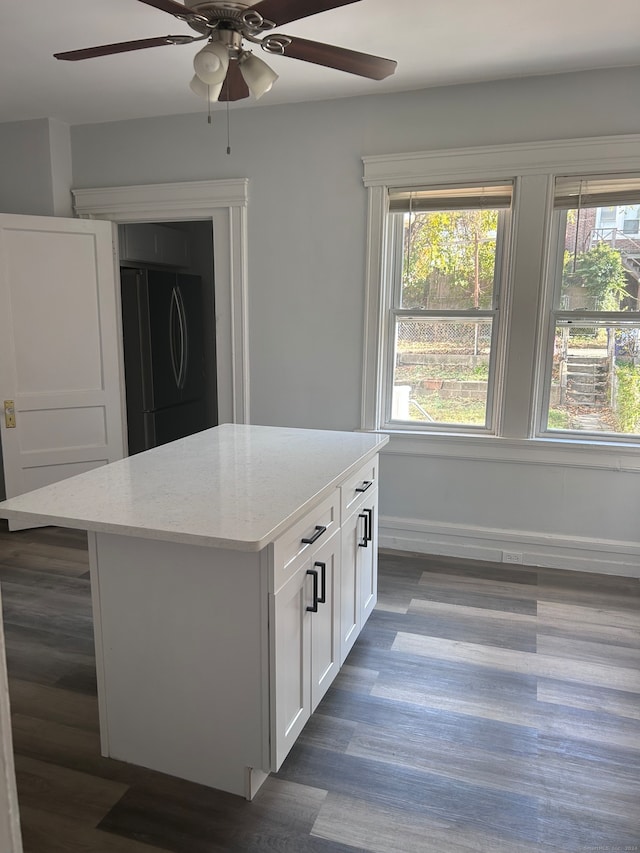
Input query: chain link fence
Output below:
<box><xmin>397</xmin><ymin>319</ymin><xmax>492</xmax><ymax>355</ymax></box>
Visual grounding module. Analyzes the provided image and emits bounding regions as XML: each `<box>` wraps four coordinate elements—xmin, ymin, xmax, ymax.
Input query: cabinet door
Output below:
<box><xmin>271</xmin><ymin>565</ymin><xmax>311</xmax><ymax>770</ymax></box>
<box><xmin>359</xmin><ymin>495</ymin><xmax>378</xmax><ymax>623</ymax></box>
<box><xmin>162</xmin><ymin>227</ymin><xmax>190</xmax><ymax>267</ymax></box>
<box><xmin>119</xmin><ymin>223</ymin><xmax>160</xmax><ymax>264</ymax></box>
<box><xmin>340</xmin><ymin>509</ymin><xmax>361</xmax><ymax>664</ymax></box>
<box><xmin>310</xmin><ymin>533</ymin><xmax>341</xmax><ymax>711</ymax></box>
<box><xmin>340</xmin><ymin>489</ymin><xmax>379</xmax><ymax>664</ymax></box>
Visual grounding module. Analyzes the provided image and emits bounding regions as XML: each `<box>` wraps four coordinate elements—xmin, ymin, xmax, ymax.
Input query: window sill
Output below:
<box><xmin>360</xmin><ymin>428</ymin><xmax>640</xmax><ymax>472</ymax></box>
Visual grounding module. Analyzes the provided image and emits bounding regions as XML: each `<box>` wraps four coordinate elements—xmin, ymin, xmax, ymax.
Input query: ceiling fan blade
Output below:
<box><xmin>247</xmin><ymin>0</ymin><xmax>360</xmax><ymax>26</ymax></box>
<box><xmin>137</xmin><ymin>0</ymin><xmax>199</xmax><ymax>20</ymax></box>
<box><xmin>219</xmin><ymin>61</ymin><xmax>250</xmax><ymax>101</ymax></box>
<box><xmin>54</xmin><ymin>35</ymin><xmax>197</xmax><ymax>61</ymax></box>
<box><xmin>279</xmin><ymin>36</ymin><xmax>397</xmax><ymax>80</ymax></box>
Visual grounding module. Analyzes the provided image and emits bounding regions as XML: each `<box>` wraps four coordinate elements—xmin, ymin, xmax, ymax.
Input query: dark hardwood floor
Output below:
<box><xmin>0</xmin><ymin>522</ymin><xmax>638</xmax><ymax>852</ymax></box>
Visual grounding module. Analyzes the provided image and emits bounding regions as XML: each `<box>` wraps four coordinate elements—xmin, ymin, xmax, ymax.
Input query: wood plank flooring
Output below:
<box><xmin>0</xmin><ymin>522</ymin><xmax>638</xmax><ymax>852</ymax></box>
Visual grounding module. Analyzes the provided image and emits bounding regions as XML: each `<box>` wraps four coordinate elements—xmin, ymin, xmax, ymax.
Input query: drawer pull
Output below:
<box><xmin>314</xmin><ymin>561</ymin><xmax>326</xmax><ymax>604</ymax></box>
<box><xmin>306</xmin><ymin>568</ymin><xmax>319</xmax><ymax>612</ymax></box>
<box><xmin>301</xmin><ymin>525</ymin><xmax>326</xmax><ymax>545</ymax></box>
<box><xmin>355</xmin><ymin>480</ymin><xmax>373</xmax><ymax>493</ymax></box>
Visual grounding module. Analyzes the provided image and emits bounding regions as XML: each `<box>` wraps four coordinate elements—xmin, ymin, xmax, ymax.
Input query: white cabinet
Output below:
<box><xmin>271</xmin><ymin>522</ymin><xmax>340</xmax><ymax>770</ymax></box>
<box><xmin>1</xmin><ymin>425</ymin><xmax>387</xmax><ymax>801</ymax></box>
<box><xmin>271</xmin><ymin>454</ymin><xmax>381</xmax><ymax>768</ymax></box>
<box><xmin>119</xmin><ymin>223</ymin><xmax>190</xmax><ymax>267</ymax></box>
<box><xmin>339</xmin><ymin>457</ymin><xmax>379</xmax><ymax>664</ymax></box>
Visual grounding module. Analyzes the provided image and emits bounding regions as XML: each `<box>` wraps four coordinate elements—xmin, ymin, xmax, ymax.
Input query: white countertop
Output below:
<box><xmin>0</xmin><ymin>424</ymin><xmax>388</xmax><ymax>551</ymax></box>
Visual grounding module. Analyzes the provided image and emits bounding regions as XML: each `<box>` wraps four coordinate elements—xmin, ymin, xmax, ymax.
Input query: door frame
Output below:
<box><xmin>72</xmin><ymin>179</ymin><xmax>249</xmax><ymax>426</ymax></box>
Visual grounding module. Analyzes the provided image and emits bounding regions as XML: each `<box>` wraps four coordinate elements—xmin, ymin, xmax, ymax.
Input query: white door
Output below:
<box><xmin>0</xmin><ymin>214</ymin><xmax>125</xmax><ymax>517</ymax></box>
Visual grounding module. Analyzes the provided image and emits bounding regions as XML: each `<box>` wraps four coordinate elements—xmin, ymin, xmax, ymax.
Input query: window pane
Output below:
<box><xmin>561</xmin><ymin>205</ymin><xmax>640</xmax><ymax>311</ymax></box>
<box><xmin>400</xmin><ymin>210</ymin><xmax>499</xmax><ymax>310</ymax></box>
<box><xmin>392</xmin><ymin>318</ymin><xmax>492</xmax><ymax>426</ymax></box>
<box><xmin>547</xmin><ymin>324</ymin><xmax>640</xmax><ymax>435</ymax></box>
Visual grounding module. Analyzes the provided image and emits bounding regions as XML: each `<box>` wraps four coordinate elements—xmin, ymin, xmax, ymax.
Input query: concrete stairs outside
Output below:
<box><xmin>565</xmin><ymin>353</ymin><xmax>609</xmax><ymax>406</ymax></box>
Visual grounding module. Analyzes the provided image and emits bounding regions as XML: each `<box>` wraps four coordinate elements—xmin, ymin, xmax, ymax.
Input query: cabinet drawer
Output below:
<box><xmin>340</xmin><ymin>455</ymin><xmax>378</xmax><ymax>521</ymax></box>
<box><xmin>272</xmin><ymin>491</ymin><xmax>340</xmax><ymax>593</ymax></box>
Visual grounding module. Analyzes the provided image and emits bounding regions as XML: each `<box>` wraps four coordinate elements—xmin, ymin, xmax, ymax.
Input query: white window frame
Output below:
<box><xmin>537</xmin><ymin>194</ymin><xmax>640</xmax><ymax>440</ymax></box>
<box><xmin>361</xmin><ymin>134</ymin><xmax>640</xmax><ymax>469</ymax></box>
<box><xmin>380</xmin><ymin>199</ymin><xmax>511</xmax><ymax>434</ymax></box>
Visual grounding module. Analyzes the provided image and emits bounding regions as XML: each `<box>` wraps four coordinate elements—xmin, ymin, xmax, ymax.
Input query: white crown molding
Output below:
<box><xmin>72</xmin><ymin>179</ymin><xmax>248</xmax><ymax>219</ymax></box>
<box><xmin>71</xmin><ymin>179</ymin><xmax>250</xmax><ymax>427</ymax></box>
<box><xmin>363</xmin><ymin>134</ymin><xmax>640</xmax><ymax>187</ymax></box>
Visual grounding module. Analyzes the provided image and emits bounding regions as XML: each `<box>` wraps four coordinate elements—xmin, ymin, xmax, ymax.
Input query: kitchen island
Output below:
<box><xmin>0</xmin><ymin>424</ymin><xmax>388</xmax><ymax>799</ymax></box>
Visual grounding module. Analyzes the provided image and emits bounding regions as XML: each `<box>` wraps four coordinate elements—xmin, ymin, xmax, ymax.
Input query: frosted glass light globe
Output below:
<box><xmin>189</xmin><ymin>75</ymin><xmax>223</xmax><ymax>102</ymax></box>
<box><xmin>193</xmin><ymin>42</ymin><xmax>229</xmax><ymax>85</ymax></box>
<box><xmin>239</xmin><ymin>52</ymin><xmax>278</xmax><ymax>100</ymax></box>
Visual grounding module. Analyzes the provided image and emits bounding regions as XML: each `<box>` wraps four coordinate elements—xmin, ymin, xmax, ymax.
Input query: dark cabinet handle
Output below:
<box><xmin>301</xmin><ymin>525</ymin><xmax>326</xmax><ymax>545</ymax></box>
<box><xmin>306</xmin><ymin>568</ymin><xmax>319</xmax><ymax>612</ymax></box>
<box><xmin>364</xmin><ymin>507</ymin><xmax>373</xmax><ymax>543</ymax></box>
<box><xmin>358</xmin><ymin>508</ymin><xmax>374</xmax><ymax>548</ymax></box>
<box><xmin>358</xmin><ymin>512</ymin><xmax>368</xmax><ymax>547</ymax></box>
<box><xmin>355</xmin><ymin>480</ymin><xmax>373</xmax><ymax>493</ymax></box>
<box><xmin>314</xmin><ymin>561</ymin><xmax>326</xmax><ymax>604</ymax></box>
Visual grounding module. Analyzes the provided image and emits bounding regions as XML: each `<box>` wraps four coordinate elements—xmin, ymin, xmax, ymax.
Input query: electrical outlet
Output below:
<box><xmin>503</xmin><ymin>551</ymin><xmax>524</xmax><ymax>564</ymax></box>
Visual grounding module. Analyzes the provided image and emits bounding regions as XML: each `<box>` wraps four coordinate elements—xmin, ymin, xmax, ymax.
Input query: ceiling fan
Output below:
<box><xmin>54</xmin><ymin>0</ymin><xmax>398</xmax><ymax>104</ymax></box>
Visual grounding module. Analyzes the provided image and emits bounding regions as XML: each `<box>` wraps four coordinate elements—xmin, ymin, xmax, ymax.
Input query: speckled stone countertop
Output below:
<box><xmin>0</xmin><ymin>424</ymin><xmax>388</xmax><ymax>551</ymax></box>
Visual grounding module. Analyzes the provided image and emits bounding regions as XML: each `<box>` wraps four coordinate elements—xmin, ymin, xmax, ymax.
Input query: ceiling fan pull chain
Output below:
<box><xmin>208</xmin><ymin>85</ymin><xmax>213</xmax><ymax>124</ymax></box>
<box><xmin>226</xmin><ymin>99</ymin><xmax>231</xmax><ymax>155</ymax></box>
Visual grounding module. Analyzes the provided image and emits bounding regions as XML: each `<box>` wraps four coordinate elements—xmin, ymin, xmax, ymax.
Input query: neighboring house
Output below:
<box><xmin>565</xmin><ymin>205</ymin><xmax>640</xmax><ymax>307</ymax></box>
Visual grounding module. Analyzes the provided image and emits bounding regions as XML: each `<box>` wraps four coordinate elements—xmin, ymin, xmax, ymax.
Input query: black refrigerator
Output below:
<box><xmin>120</xmin><ymin>267</ymin><xmax>207</xmax><ymax>455</ymax></box>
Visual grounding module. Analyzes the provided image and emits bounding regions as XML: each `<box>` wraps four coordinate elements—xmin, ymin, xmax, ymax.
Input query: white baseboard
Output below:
<box><xmin>379</xmin><ymin>516</ymin><xmax>640</xmax><ymax>578</ymax></box>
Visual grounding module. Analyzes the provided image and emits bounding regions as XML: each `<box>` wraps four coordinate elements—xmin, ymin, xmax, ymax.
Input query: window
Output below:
<box><xmin>362</xmin><ymin>136</ymin><xmax>640</xmax><ymax>451</ymax></box>
<box><xmin>384</xmin><ymin>184</ymin><xmax>511</xmax><ymax>432</ymax></box>
<box><xmin>542</xmin><ymin>176</ymin><xmax>640</xmax><ymax>437</ymax></box>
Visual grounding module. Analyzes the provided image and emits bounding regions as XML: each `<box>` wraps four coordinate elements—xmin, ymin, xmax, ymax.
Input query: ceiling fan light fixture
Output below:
<box><xmin>193</xmin><ymin>40</ymin><xmax>229</xmax><ymax>85</ymax></box>
<box><xmin>239</xmin><ymin>51</ymin><xmax>278</xmax><ymax>100</ymax></box>
<box><xmin>189</xmin><ymin>74</ymin><xmax>223</xmax><ymax>102</ymax></box>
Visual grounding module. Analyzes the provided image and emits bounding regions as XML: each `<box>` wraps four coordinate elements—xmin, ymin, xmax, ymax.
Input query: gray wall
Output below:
<box><xmin>70</xmin><ymin>67</ymin><xmax>640</xmax><ymax>436</ymax></box>
<box><xmin>0</xmin><ymin>118</ymin><xmax>72</xmax><ymax>216</ymax></box>
<box><xmin>4</xmin><ymin>66</ymin><xmax>640</xmax><ymax>571</ymax></box>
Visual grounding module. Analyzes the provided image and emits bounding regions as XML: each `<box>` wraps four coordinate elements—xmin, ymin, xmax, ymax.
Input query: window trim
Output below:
<box><xmin>361</xmin><ymin>134</ymin><xmax>640</xmax><ymax>455</ymax></box>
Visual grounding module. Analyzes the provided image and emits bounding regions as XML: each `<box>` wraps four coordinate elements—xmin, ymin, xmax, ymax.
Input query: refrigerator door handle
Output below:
<box><xmin>176</xmin><ymin>285</ymin><xmax>188</xmax><ymax>390</ymax></box>
<box><xmin>169</xmin><ymin>287</ymin><xmax>181</xmax><ymax>390</ymax></box>
<box><xmin>169</xmin><ymin>285</ymin><xmax>189</xmax><ymax>391</ymax></box>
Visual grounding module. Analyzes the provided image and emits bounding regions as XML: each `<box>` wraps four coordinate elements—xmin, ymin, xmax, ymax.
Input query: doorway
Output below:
<box><xmin>71</xmin><ymin>177</ymin><xmax>250</xmax><ymax>429</ymax></box>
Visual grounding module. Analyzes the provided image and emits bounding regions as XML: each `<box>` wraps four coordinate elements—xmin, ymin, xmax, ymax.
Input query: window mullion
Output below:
<box><xmin>500</xmin><ymin>174</ymin><xmax>554</xmax><ymax>439</ymax></box>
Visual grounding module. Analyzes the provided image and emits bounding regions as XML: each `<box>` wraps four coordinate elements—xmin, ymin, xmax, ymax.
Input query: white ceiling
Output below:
<box><xmin>1</xmin><ymin>0</ymin><xmax>639</xmax><ymax>126</ymax></box>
